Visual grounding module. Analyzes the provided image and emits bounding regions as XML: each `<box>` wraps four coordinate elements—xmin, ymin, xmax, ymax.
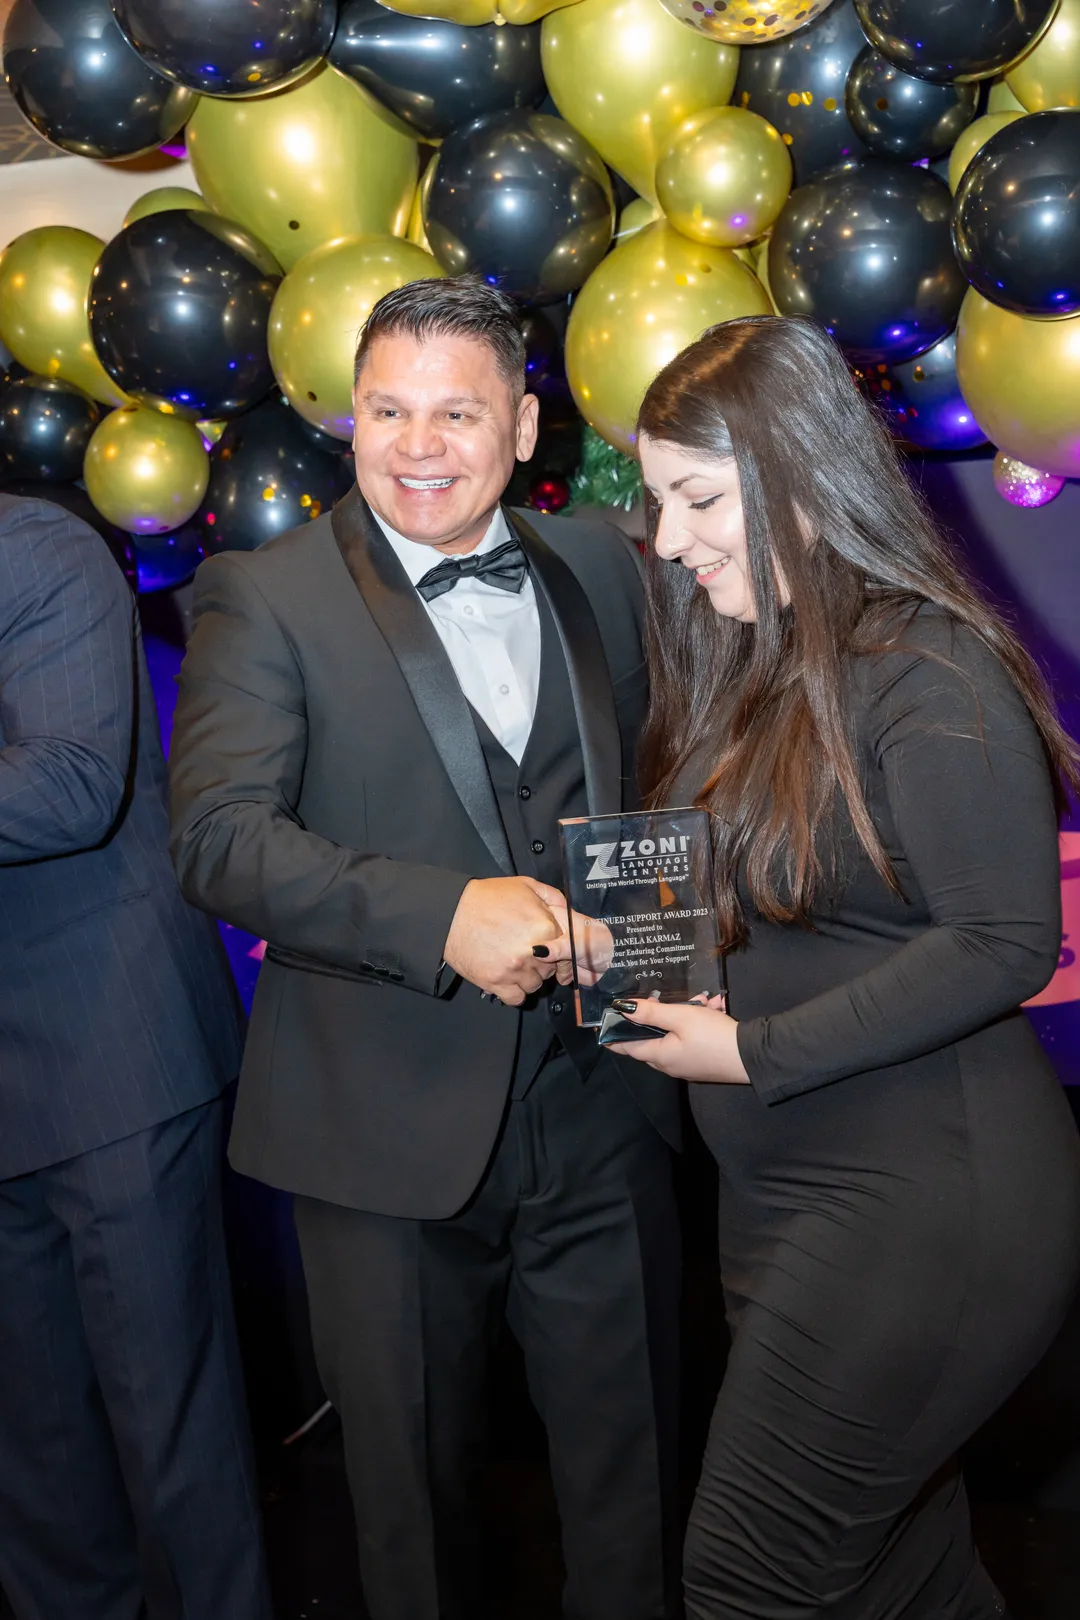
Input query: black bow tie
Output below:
<box><xmin>416</xmin><ymin>538</ymin><xmax>528</xmax><ymax>603</ymax></box>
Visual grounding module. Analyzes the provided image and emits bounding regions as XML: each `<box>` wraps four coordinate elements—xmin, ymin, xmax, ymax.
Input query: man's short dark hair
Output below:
<box><xmin>354</xmin><ymin>275</ymin><xmax>526</xmax><ymax>396</ymax></box>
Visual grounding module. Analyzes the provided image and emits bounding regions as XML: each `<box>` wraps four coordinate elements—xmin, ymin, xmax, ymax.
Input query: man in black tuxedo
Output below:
<box><xmin>169</xmin><ymin>278</ymin><xmax>681</xmax><ymax>1620</ymax></box>
<box><xmin>0</xmin><ymin>495</ymin><xmax>270</xmax><ymax>1619</ymax></box>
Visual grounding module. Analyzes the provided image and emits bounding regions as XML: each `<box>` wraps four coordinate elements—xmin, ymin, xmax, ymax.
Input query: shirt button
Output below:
<box><xmin>531</xmin><ymin>839</ymin><xmax>544</xmax><ymax>854</ymax></box>
<box><xmin>518</xmin><ymin>786</ymin><xmax>531</xmax><ymax>800</ymax></box>
<box><xmin>551</xmin><ymin>1001</ymin><xmax>564</xmax><ymax>1017</ymax></box>
<box><xmin>462</xmin><ymin>604</ymin><xmax>475</xmax><ymax>616</ymax></box>
<box><xmin>499</xmin><ymin>683</ymin><xmax>510</xmax><ymax>695</ymax></box>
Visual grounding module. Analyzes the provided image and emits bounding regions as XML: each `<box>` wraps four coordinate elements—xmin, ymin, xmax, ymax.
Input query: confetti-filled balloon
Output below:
<box><xmin>0</xmin><ymin>228</ymin><xmax>130</xmax><ymax>407</ymax></box>
<box><xmin>330</xmin><ymin>1</ymin><xmax>545</xmax><ymax>143</ymax></box>
<box><xmin>0</xmin><ymin>374</ymin><xmax>102</xmax><ymax>482</ymax></box>
<box><xmin>195</xmin><ymin>395</ymin><xmax>353</xmax><ymax>555</ymax></box>
<box><xmin>89</xmin><ymin>212</ymin><xmax>282</xmax><ymax>420</ymax></box>
<box><xmin>768</xmin><ymin>159</ymin><xmax>965</xmax><ymax>363</ymax></box>
<box><xmin>565</xmin><ymin>220</ymin><xmax>771</xmax><ymax>452</ymax></box>
<box><xmin>947</xmin><ymin>112</ymin><xmax>1024</xmax><ymax>193</ymax></box>
<box><xmin>2</xmin><ymin>0</ymin><xmax>194</xmax><ymax>160</ymax></box>
<box><xmin>845</xmin><ymin>46</ymin><xmax>978</xmax><ymax>161</ymax></box>
<box><xmin>731</xmin><ymin>0</ymin><xmax>870</xmax><ymax>184</ymax></box>
<box><xmin>1006</xmin><ymin>0</ymin><xmax>1080</xmax><ymax>112</ymax></box>
<box><xmin>424</xmin><ymin>111</ymin><xmax>614</xmax><ymax>301</ymax></box>
<box><xmin>84</xmin><ymin>405</ymin><xmax>210</xmax><ymax>534</ymax></box>
<box><xmin>856</xmin><ymin>333</ymin><xmax>986</xmax><ymax>452</ymax></box>
<box><xmin>853</xmin><ymin>0</ymin><xmax>1059</xmax><ymax>85</ymax></box>
<box><xmin>268</xmin><ymin>235</ymin><xmax>443</xmax><ymax>441</ymax></box>
<box><xmin>186</xmin><ymin>64</ymin><xmax>418</xmax><ymax>272</ymax></box>
<box><xmin>992</xmin><ymin>449</ymin><xmax>1066</xmax><ymax>507</ymax></box>
<box><xmin>656</xmin><ymin>106</ymin><xmax>792</xmax><ymax>247</ymax></box>
<box><xmin>952</xmin><ymin>110</ymin><xmax>1080</xmax><ymax>318</ymax></box>
<box><xmin>110</xmin><ymin>0</ymin><xmax>337</xmax><ymax>98</ymax></box>
<box><xmin>656</xmin><ymin>0</ymin><xmax>832</xmax><ymax>47</ymax></box>
<box><xmin>955</xmin><ymin>289</ymin><xmax>1080</xmax><ymax>477</ymax></box>
<box><xmin>542</xmin><ymin>0</ymin><xmax>738</xmax><ymax>203</ymax></box>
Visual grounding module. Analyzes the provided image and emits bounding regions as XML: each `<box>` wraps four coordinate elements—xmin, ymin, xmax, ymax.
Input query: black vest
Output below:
<box><xmin>469</xmin><ymin>585</ymin><xmax>599</xmax><ymax>1095</ymax></box>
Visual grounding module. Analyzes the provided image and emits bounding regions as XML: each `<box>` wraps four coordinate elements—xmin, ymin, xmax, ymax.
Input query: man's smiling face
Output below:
<box><xmin>351</xmin><ymin>331</ymin><xmax>539</xmax><ymax>556</ymax></box>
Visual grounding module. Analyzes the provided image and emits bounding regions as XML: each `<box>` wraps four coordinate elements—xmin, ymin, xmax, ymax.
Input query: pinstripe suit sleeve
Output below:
<box><xmin>0</xmin><ymin>499</ymin><xmax>133</xmax><ymax>863</ymax></box>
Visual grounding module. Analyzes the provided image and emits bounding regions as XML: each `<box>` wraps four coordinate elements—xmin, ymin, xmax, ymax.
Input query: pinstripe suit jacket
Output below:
<box><xmin>0</xmin><ymin>495</ymin><xmax>243</xmax><ymax>1180</ymax></box>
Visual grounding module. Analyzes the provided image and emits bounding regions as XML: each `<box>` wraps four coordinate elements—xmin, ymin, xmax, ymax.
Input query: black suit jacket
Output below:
<box><xmin>169</xmin><ymin>488</ymin><xmax>680</xmax><ymax>1220</ymax></box>
<box><xmin>0</xmin><ymin>495</ymin><xmax>243</xmax><ymax>1180</ymax></box>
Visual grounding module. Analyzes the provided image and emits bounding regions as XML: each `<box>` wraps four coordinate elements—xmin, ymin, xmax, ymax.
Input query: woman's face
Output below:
<box><xmin>639</xmin><ymin>436</ymin><xmax>757</xmax><ymax>623</ymax></box>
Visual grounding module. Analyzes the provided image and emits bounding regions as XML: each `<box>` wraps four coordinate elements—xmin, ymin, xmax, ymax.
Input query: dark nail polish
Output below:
<box><xmin>532</xmin><ymin>944</ymin><xmax>550</xmax><ymax>959</ymax></box>
<box><xmin>610</xmin><ymin>998</ymin><xmax>638</xmax><ymax>1014</ymax></box>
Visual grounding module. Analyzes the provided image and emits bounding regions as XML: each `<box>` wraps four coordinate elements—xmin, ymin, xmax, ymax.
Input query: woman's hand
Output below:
<box><xmin>608</xmin><ymin>995</ymin><xmax>751</xmax><ymax>1085</ymax></box>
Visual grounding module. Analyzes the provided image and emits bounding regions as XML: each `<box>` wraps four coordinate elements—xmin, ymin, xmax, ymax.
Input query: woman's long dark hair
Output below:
<box><xmin>636</xmin><ymin>315</ymin><xmax>1080</xmax><ymax>948</ymax></box>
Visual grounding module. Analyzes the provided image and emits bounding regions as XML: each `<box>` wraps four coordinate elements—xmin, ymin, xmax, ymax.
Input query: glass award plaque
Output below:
<box><xmin>559</xmin><ymin>807</ymin><xmax>723</xmax><ymax>1043</ymax></box>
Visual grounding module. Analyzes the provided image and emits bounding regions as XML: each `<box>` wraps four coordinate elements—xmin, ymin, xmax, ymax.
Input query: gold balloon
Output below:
<box><xmin>371</xmin><ymin>0</ymin><xmax>495</xmax><ymax>19</ymax></box>
<box><xmin>565</xmin><ymin>219</ymin><xmax>772</xmax><ymax>452</ymax></box>
<box><xmin>499</xmin><ymin>0</ymin><xmax>582</xmax><ymax>20</ymax></box>
<box><xmin>0</xmin><ymin>227</ymin><xmax>129</xmax><ymax>407</ymax></box>
<box><xmin>187</xmin><ymin>64</ymin><xmax>418</xmax><ymax>271</ymax></box>
<box><xmin>955</xmin><ymin>289</ymin><xmax>1080</xmax><ymax>478</ymax></box>
<box><xmin>1006</xmin><ymin>0</ymin><xmax>1080</xmax><ymax>110</ymax></box>
<box><xmin>656</xmin><ymin>106</ymin><xmax>792</xmax><ymax>247</ymax></box>
<box><xmin>269</xmin><ymin>234</ymin><xmax>444</xmax><ymax>441</ymax></box>
<box><xmin>753</xmin><ymin>234</ymin><xmax>779</xmax><ymax>312</ymax></box>
<box><xmin>542</xmin><ymin>0</ymin><xmax>739</xmax><ymax>203</ymax></box>
<box><xmin>84</xmin><ymin>406</ymin><xmax>210</xmax><ymax>534</ymax></box>
<box><xmin>655</xmin><ymin>0</ymin><xmax>831</xmax><ymax>46</ymax></box>
<box><xmin>986</xmin><ymin>76</ymin><xmax>1027</xmax><ymax>113</ymax></box>
<box><xmin>616</xmin><ymin>197</ymin><xmax>662</xmax><ymax>240</ymax></box>
<box><xmin>407</xmin><ymin>158</ymin><xmax>438</xmax><ymax>254</ymax></box>
<box><xmin>947</xmin><ymin>111</ymin><xmax>1024</xmax><ymax>192</ymax></box>
<box><xmin>123</xmin><ymin>188</ymin><xmax>213</xmax><ymax>229</ymax></box>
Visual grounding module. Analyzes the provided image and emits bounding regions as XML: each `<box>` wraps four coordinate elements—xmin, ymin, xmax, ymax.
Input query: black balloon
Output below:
<box><xmin>855</xmin><ymin>333</ymin><xmax>986</xmax><ymax>451</ymax></box>
<box><xmin>329</xmin><ymin>0</ymin><xmax>545</xmax><ymax>144</ymax></box>
<box><xmin>109</xmin><ymin>0</ymin><xmax>335</xmax><ymax>97</ymax></box>
<box><xmin>195</xmin><ymin>395</ymin><xmax>353</xmax><ymax>555</ymax></box>
<box><xmin>2</xmin><ymin>0</ymin><xmax>193</xmax><ymax>160</ymax></box>
<box><xmin>424</xmin><ymin>111</ymin><xmax>614</xmax><ymax>303</ymax></box>
<box><xmin>845</xmin><ymin>46</ymin><xmax>977</xmax><ymax>160</ymax></box>
<box><xmin>953</xmin><ymin>110</ymin><xmax>1080</xmax><ymax>319</ymax></box>
<box><xmin>0</xmin><ymin>480</ymin><xmax>137</xmax><ymax>589</ymax></box>
<box><xmin>732</xmin><ymin>0</ymin><xmax>870</xmax><ymax>186</ymax></box>
<box><xmin>89</xmin><ymin>211</ymin><xmax>282</xmax><ymax>421</ymax></box>
<box><xmin>853</xmin><ymin>0</ymin><xmax>1058</xmax><ymax>85</ymax></box>
<box><xmin>0</xmin><ymin>375</ymin><xmax>101</xmax><ymax>483</ymax></box>
<box><xmin>768</xmin><ymin>159</ymin><xmax>966</xmax><ymax>363</ymax></box>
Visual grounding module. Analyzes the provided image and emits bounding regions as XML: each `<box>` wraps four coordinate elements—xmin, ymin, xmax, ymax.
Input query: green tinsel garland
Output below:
<box><xmin>568</xmin><ymin>425</ymin><xmax>643</xmax><ymax>513</ymax></box>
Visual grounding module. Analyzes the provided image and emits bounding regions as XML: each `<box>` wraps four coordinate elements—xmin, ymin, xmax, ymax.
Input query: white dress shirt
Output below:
<box><xmin>374</xmin><ymin>508</ymin><xmax>541</xmax><ymax>765</ymax></box>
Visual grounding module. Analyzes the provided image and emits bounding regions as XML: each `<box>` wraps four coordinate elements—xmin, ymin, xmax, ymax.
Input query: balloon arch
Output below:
<box><xmin>0</xmin><ymin>0</ymin><xmax>1077</xmax><ymax>581</ymax></box>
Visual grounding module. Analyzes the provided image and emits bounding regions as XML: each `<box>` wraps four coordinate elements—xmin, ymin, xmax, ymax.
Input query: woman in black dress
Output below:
<box><xmin>610</xmin><ymin>316</ymin><xmax>1080</xmax><ymax>1619</ymax></box>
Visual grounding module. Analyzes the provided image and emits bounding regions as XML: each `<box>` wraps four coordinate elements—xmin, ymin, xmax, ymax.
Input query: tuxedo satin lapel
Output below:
<box><xmin>330</xmin><ymin>488</ymin><xmax>512</xmax><ymax>874</ymax></box>
<box><xmin>506</xmin><ymin>509</ymin><xmax>622</xmax><ymax>817</ymax></box>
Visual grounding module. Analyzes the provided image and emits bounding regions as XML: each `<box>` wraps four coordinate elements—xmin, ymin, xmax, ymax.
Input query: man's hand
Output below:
<box><xmin>443</xmin><ymin>876</ymin><xmax>571</xmax><ymax>1006</ymax></box>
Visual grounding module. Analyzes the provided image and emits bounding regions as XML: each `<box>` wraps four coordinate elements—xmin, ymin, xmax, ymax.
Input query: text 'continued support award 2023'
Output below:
<box><xmin>559</xmin><ymin>808</ymin><xmax>723</xmax><ymax>1046</ymax></box>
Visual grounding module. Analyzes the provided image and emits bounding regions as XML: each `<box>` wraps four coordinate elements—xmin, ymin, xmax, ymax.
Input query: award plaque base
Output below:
<box><xmin>559</xmin><ymin>807</ymin><xmax>723</xmax><ymax>1035</ymax></box>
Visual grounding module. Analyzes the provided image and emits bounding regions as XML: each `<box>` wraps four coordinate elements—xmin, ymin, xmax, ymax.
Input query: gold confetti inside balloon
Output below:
<box><xmin>1006</xmin><ymin>0</ymin><xmax>1080</xmax><ymax>111</ymax></box>
<box><xmin>947</xmin><ymin>111</ymin><xmax>1024</xmax><ymax>192</ymax></box>
<box><xmin>84</xmin><ymin>406</ymin><xmax>210</xmax><ymax>534</ymax></box>
<box><xmin>656</xmin><ymin>106</ymin><xmax>792</xmax><ymax>246</ymax></box>
<box><xmin>269</xmin><ymin>234</ymin><xmax>444</xmax><ymax>442</ymax></box>
<box><xmin>565</xmin><ymin>219</ymin><xmax>772</xmax><ymax>452</ymax></box>
<box><xmin>542</xmin><ymin>0</ymin><xmax>739</xmax><ymax>202</ymax></box>
<box><xmin>0</xmin><ymin>227</ymin><xmax>130</xmax><ymax>407</ymax></box>
<box><xmin>992</xmin><ymin>449</ymin><xmax>1066</xmax><ymax>506</ymax></box>
<box><xmin>656</xmin><ymin>0</ymin><xmax>831</xmax><ymax>46</ymax></box>
<box><xmin>955</xmin><ymin>288</ymin><xmax>1080</xmax><ymax>478</ymax></box>
<box><xmin>123</xmin><ymin>188</ymin><xmax>213</xmax><ymax>229</ymax></box>
<box><xmin>187</xmin><ymin>64</ymin><xmax>418</xmax><ymax>272</ymax></box>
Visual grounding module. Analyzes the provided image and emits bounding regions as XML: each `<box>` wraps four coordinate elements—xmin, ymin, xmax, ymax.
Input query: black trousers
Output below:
<box><xmin>0</xmin><ymin>1099</ymin><xmax>271</xmax><ymax>1620</ymax></box>
<box><xmin>294</xmin><ymin>1050</ymin><xmax>682</xmax><ymax>1620</ymax></box>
